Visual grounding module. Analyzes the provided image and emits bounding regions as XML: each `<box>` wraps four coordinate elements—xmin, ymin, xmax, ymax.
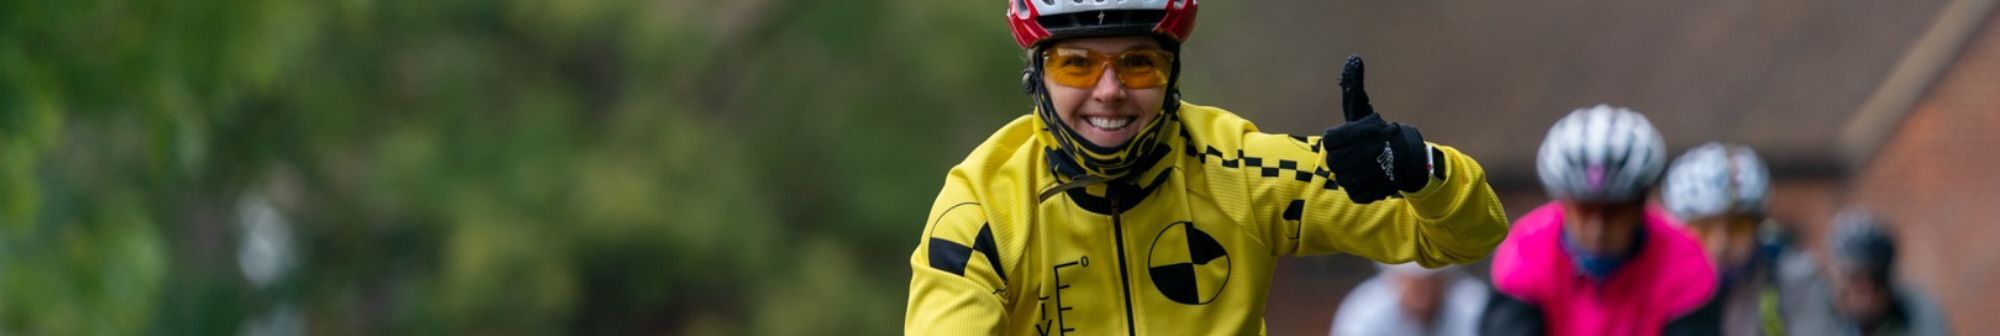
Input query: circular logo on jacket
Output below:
<box><xmin>1147</xmin><ymin>221</ymin><xmax>1231</xmax><ymax>305</ymax></box>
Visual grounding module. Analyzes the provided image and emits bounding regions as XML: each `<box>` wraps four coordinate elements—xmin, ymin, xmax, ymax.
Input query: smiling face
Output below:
<box><xmin>1043</xmin><ymin>36</ymin><xmax>1168</xmax><ymax>148</ymax></box>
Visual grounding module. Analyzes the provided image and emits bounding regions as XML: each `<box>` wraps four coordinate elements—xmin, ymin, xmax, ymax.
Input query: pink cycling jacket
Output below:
<box><xmin>1490</xmin><ymin>202</ymin><xmax>1717</xmax><ymax>336</ymax></box>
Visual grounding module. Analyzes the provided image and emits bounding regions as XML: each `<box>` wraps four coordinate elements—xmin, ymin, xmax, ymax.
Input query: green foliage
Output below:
<box><xmin>0</xmin><ymin>0</ymin><xmax>1026</xmax><ymax>333</ymax></box>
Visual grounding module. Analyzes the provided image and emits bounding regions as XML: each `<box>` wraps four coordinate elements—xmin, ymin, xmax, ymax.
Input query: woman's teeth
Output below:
<box><xmin>1087</xmin><ymin>116</ymin><xmax>1133</xmax><ymax>130</ymax></box>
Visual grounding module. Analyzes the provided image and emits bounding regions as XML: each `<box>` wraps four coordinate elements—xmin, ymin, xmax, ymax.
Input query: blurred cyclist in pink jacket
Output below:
<box><xmin>1480</xmin><ymin>105</ymin><xmax>1718</xmax><ymax>336</ymax></box>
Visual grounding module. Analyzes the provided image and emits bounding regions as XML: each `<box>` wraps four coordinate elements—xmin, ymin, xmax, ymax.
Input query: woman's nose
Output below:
<box><xmin>1090</xmin><ymin>66</ymin><xmax>1127</xmax><ymax>102</ymax></box>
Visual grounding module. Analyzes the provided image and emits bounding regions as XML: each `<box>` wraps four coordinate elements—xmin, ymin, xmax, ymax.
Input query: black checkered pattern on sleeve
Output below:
<box><xmin>1183</xmin><ymin>135</ymin><xmax>1339</xmax><ymax>190</ymax></box>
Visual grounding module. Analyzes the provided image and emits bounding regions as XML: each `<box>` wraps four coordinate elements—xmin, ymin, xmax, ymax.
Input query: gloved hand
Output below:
<box><xmin>1322</xmin><ymin>55</ymin><xmax>1432</xmax><ymax>203</ymax></box>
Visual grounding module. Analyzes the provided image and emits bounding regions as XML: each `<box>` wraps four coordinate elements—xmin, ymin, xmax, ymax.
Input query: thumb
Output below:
<box><xmin>1339</xmin><ymin>54</ymin><xmax>1376</xmax><ymax>122</ymax></box>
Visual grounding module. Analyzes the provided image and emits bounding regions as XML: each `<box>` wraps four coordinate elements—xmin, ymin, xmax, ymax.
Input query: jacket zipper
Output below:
<box><xmin>1110</xmin><ymin>200</ymin><xmax>1138</xmax><ymax>336</ymax></box>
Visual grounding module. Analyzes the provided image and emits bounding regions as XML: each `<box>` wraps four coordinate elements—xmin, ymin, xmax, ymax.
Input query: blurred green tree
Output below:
<box><xmin>1</xmin><ymin>0</ymin><xmax>1024</xmax><ymax>333</ymax></box>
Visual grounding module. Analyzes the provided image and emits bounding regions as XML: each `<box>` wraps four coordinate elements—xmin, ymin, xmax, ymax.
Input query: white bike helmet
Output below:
<box><xmin>1536</xmin><ymin>105</ymin><xmax>1667</xmax><ymax>203</ymax></box>
<box><xmin>1661</xmin><ymin>143</ymin><xmax>1770</xmax><ymax>221</ymax></box>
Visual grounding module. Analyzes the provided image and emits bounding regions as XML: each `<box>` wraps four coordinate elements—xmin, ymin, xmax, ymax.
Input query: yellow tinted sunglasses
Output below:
<box><xmin>1041</xmin><ymin>47</ymin><xmax>1176</xmax><ymax>89</ymax></box>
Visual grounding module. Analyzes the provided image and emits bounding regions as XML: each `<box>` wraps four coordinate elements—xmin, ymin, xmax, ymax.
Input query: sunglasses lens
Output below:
<box><xmin>1044</xmin><ymin>48</ymin><xmax>1103</xmax><ymax>88</ymax></box>
<box><xmin>1116</xmin><ymin>50</ymin><xmax>1172</xmax><ymax>89</ymax></box>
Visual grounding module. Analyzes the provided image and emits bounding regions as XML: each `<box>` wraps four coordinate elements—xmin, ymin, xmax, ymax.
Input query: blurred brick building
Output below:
<box><xmin>1845</xmin><ymin>3</ymin><xmax>2000</xmax><ymax>333</ymax></box>
<box><xmin>1189</xmin><ymin>0</ymin><xmax>2000</xmax><ymax>334</ymax></box>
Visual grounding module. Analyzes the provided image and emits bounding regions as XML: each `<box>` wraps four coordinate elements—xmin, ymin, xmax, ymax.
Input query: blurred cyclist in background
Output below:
<box><xmin>1826</xmin><ymin>208</ymin><xmax>1948</xmax><ymax>336</ymax></box>
<box><xmin>1330</xmin><ymin>263</ymin><xmax>1488</xmax><ymax>336</ymax></box>
<box><xmin>1660</xmin><ymin>142</ymin><xmax>1840</xmax><ymax>335</ymax></box>
<box><xmin>1481</xmin><ymin>105</ymin><xmax>1718</xmax><ymax>336</ymax></box>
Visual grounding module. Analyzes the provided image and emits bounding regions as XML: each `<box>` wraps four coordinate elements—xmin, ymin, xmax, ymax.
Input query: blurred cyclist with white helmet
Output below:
<box><xmin>1481</xmin><ymin>105</ymin><xmax>1718</xmax><ymax>336</ymax></box>
<box><xmin>1662</xmin><ymin>142</ymin><xmax>1841</xmax><ymax>335</ymax></box>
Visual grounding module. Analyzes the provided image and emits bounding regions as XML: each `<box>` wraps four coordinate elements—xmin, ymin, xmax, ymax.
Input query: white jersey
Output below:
<box><xmin>1330</xmin><ymin>272</ymin><xmax>1489</xmax><ymax>336</ymax></box>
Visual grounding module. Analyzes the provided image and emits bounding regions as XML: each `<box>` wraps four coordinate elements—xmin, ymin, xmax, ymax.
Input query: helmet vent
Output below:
<box><xmin>1035</xmin><ymin>10</ymin><xmax>1165</xmax><ymax>37</ymax></box>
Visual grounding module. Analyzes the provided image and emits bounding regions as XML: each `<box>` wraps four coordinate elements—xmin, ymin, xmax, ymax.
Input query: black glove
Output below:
<box><xmin>1322</xmin><ymin>55</ymin><xmax>1432</xmax><ymax>203</ymax></box>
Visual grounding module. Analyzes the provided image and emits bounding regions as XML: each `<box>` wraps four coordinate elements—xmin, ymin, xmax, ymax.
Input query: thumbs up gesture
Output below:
<box><xmin>1322</xmin><ymin>55</ymin><xmax>1434</xmax><ymax>203</ymax></box>
<box><xmin>1340</xmin><ymin>54</ymin><xmax>1378</xmax><ymax>123</ymax></box>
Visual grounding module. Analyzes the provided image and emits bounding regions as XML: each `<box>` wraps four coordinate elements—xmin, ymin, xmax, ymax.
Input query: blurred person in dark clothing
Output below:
<box><xmin>1827</xmin><ymin>208</ymin><xmax>1948</xmax><ymax>336</ymax></box>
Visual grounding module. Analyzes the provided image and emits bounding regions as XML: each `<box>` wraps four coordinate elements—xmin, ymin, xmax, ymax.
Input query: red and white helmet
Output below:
<box><xmin>1007</xmin><ymin>0</ymin><xmax>1199</xmax><ymax>49</ymax></box>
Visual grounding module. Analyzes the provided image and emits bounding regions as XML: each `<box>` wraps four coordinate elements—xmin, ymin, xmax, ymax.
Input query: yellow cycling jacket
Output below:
<box><xmin>905</xmin><ymin>102</ymin><xmax>1509</xmax><ymax>335</ymax></box>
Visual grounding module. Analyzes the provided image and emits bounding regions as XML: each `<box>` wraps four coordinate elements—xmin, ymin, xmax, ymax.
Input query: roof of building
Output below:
<box><xmin>1186</xmin><ymin>0</ymin><xmax>1995</xmax><ymax>185</ymax></box>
